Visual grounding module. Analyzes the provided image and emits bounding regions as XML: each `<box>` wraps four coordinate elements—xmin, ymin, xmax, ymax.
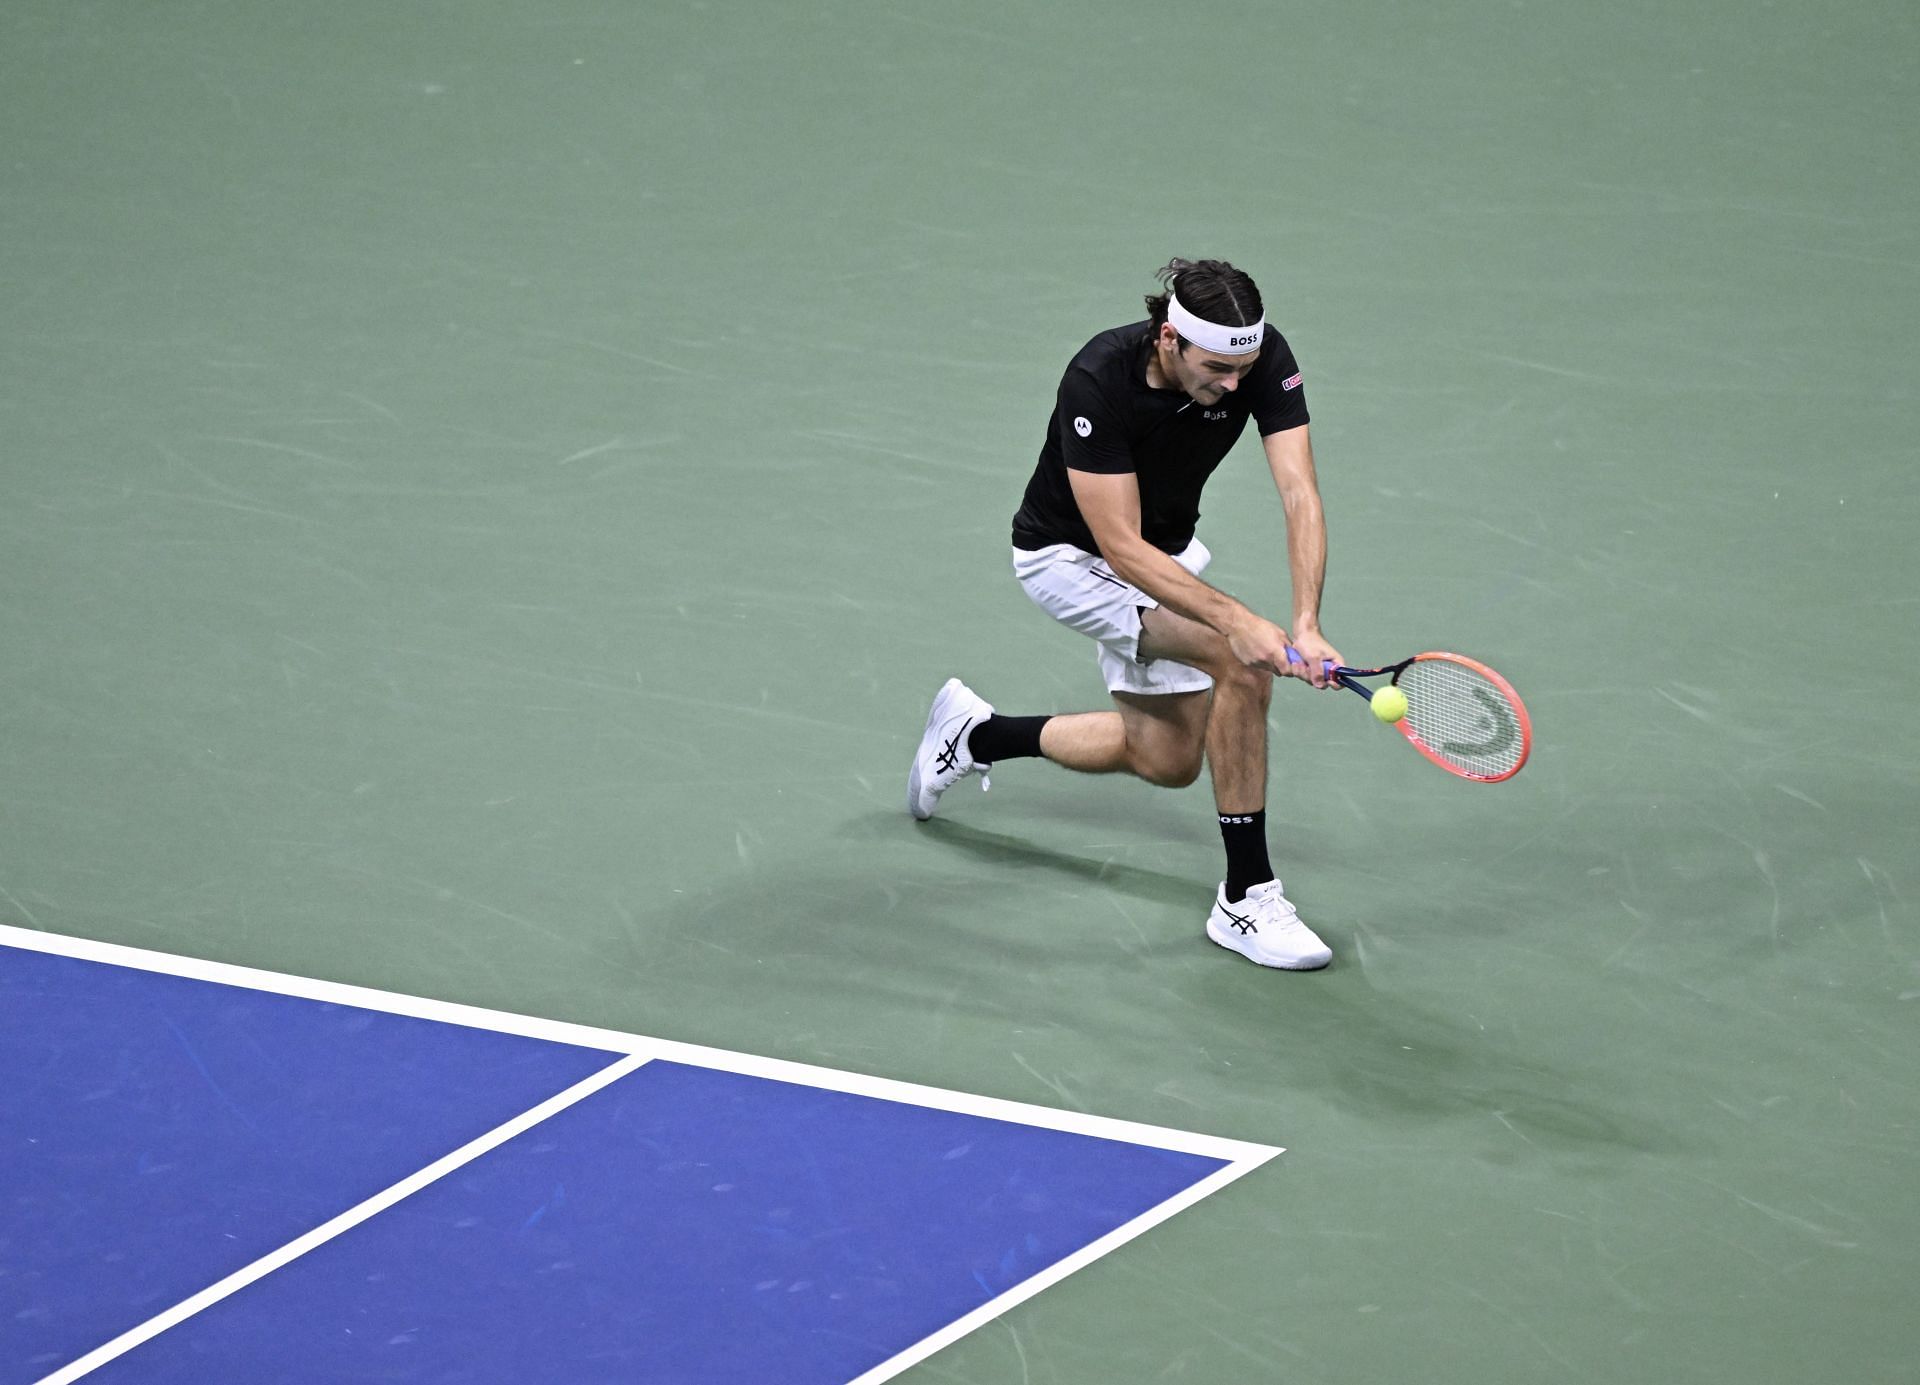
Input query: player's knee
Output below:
<box><xmin>1215</xmin><ymin>659</ymin><xmax>1273</xmax><ymax>704</ymax></box>
<box><xmin>1136</xmin><ymin>746</ymin><xmax>1204</xmax><ymax>788</ymax></box>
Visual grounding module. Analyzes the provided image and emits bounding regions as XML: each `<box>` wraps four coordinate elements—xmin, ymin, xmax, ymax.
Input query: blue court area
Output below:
<box><xmin>1</xmin><ymin>944</ymin><xmax>1231</xmax><ymax>1383</ymax></box>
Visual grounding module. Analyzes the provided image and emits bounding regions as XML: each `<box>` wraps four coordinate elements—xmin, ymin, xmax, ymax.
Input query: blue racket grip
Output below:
<box><xmin>1285</xmin><ymin>648</ymin><xmax>1370</xmax><ymax>697</ymax></box>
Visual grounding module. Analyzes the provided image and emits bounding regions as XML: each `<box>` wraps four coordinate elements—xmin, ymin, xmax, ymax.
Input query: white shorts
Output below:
<box><xmin>1012</xmin><ymin>539</ymin><xmax>1215</xmax><ymax>697</ymax></box>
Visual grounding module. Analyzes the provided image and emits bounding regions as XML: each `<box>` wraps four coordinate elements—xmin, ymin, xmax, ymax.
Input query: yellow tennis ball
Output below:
<box><xmin>1371</xmin><ymin>686</ymin><xmax>1409</xmax><ymax>723</ymax></box>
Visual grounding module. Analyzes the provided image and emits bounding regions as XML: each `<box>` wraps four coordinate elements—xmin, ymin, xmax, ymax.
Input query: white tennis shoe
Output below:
<box><xmin>907</xmin><ymin>678</ymin><xmax>994</xmax><ymax>820</ymax></box>
<box><xmin>1205</xmin><ymin>880</ymin><xmax>1332</xmax><ymax>970</ymax></box>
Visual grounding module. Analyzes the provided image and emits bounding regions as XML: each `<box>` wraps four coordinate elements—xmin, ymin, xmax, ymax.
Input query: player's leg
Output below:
<box><xmin>952</xmin><ymin>656</ymin><xmax>1211</xmax><ymax>788</ymax></box>
<box><xmin>909</xmin><ymin>540</ymin><xmax>1265</xmax><ymax>815</ymax></box>
<box><xmin>1134</xmin><ymin>603</ymin><xmax>1279</xmax><ymax>902</ymax></box>
<box><xmin>906</xmin><ymin>692</ymin><xmax>1192</xmax><ymax>821</ymax></box>
<box><xmin>1004</xmin><ymin>541</ymin><xmax>1217</xmax><ymax>784</ymax></box>
<box><xmin>1007</xmin><ymin>693</ymin><xmax>1203</xmax><ymax>785</ymax></box>
<box><xmin>1136</xmin><ymin>605</ymin><xmax>1269</xmax><ymax>820</ymax></box>
<box><xmin>1102</xmin><ymin>689</ymin><xmax>1208</xmax><ymax>786</ymax></box>
<box><xmin>1136</xmin><ymin>604</ymin><xmax>1332</xmax><ymax>970</ymax></box>
<box><xmin>1032</xmin><ymin>711</ymin><xmax>1127</xmax><ymax>773</ymax></box>
<box><xmin>908</xmin><ymin>542</ymin><xmax>1198</xmax><ymax>818</ymax></box>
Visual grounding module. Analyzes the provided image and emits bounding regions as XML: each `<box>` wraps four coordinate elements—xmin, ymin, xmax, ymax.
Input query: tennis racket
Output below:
<box><xmin>1287</xmin><ymin>649</ymin><xmax>1532</xmax><ymax>783</ymax></box>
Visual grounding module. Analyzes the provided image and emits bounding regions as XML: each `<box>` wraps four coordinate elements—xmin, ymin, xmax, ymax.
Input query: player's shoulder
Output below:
<box><xmin>1246</xmin><ymin>324</ymin><xmax>1305</xmax><ymax>387</ymax></box>
<box><xmin>1065</xmin><ymin>320</ymin><xmax>1149</xmax><ymax>379</ymax></box>
<box><xmin>1255</xmin><ymin>323</ymin><xmax>1301</xmax><ymax>364</ymax></box>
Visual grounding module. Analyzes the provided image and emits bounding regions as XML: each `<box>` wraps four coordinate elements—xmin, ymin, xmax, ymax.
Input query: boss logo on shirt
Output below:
<box><xmin>1202</xmin><ymin>409</ymin><xmax>1229</xmax><ymax>421</ymax></box>
<box><xmin>1073</xmin><ymin>416</ymin><xmax>1092</xmax><ymax>437</ymax></box>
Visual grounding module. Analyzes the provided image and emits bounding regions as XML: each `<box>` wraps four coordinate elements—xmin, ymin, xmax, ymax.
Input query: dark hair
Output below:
<box><xmin>1144</xmin><ymin>258</ymin><xmax>1263</xmax><ymax>351</ymax></box>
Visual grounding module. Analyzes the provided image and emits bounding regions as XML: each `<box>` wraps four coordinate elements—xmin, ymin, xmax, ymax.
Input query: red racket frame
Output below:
<box><xmin>1298</xmin><ymin>649</ymin><xmax>1533</xmax><ymax>783</ymax></box>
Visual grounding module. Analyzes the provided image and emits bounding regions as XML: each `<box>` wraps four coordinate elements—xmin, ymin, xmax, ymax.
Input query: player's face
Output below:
<box><xmin>1156</xmin><ymin>325</ymin><xmax>1259</xmax><ymax>403</ymax></box>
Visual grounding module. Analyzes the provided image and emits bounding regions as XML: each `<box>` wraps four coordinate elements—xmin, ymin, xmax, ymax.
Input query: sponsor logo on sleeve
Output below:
<box><xmin>1282</xmin><ymin>372</ymin><xmax>1302</xmax><ymax>391</ymax></box>
<box><xmin>1073</xmin><ymin>416</ymin><xmax>1092</xmax><ymax>437</ymax></box>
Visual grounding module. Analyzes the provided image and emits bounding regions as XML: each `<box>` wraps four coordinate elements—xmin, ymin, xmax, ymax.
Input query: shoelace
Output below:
<box><xmin>1244</xmin><ymin>885</ymin><xmax>1299</xmax><ymax>928</ymax></box>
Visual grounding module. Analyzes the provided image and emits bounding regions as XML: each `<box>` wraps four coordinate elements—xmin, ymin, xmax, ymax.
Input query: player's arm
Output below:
<box><xmin>1261</xmin><ymin>423</ymin><xmax>1342</xmax><ymax>672</ymax></box>
<box><xmin>1066</xmin><ymin>467</ymin><xmax>1303</xmax><ymax>678</ymax></box>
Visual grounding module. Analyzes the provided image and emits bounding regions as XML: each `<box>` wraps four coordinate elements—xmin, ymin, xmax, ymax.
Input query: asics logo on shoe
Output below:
<box><xmin>1222</xmin><ymin>905</ymin><xmax>1257</xmax><ymax>935</ymax></box>
<box><xmin>934</xmin><ymin>719</ymin><xmax>974</xmax><ymax>774</ymax></box>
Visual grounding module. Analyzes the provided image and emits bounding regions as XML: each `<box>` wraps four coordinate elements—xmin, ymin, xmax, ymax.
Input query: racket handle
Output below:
<box><xmin>1286</xmin><ymin>647</ymin><xmax>1373</xmax><ymax>699</ymax></box>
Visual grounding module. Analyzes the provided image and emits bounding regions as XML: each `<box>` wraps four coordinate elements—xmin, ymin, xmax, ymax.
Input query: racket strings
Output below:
<box><xmin>1396</xmin><ymin>658</ymin><xmax>1527</xmax><ymax>779</ymax></box>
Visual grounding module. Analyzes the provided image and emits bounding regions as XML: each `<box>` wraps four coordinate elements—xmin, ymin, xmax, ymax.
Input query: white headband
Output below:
<box><xmin>1166</xmin><ymin>285</ymin><xmax>1264</xmax><ymax>355</ymax></box>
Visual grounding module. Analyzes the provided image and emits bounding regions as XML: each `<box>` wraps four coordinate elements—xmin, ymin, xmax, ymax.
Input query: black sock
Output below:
<box><xmin>966</xmin><ymin>714</ymin><xmax>1051</xmax><ymax>766</ymax></box>
<box><xmin>1219</xmin><ymin>811</ymin><xmax>1273</xmax><ymax>902</ymax></box>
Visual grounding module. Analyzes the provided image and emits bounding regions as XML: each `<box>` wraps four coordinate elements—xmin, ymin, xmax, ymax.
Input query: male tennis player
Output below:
<box><xmin>908</xmin><ymin>258</ymin><xmax>1342</xmax><ymax>970</ymax></box>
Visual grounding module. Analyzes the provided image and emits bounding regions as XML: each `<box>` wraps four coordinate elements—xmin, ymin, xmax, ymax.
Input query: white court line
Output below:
<box><xmin>849</xmin><ymin>1156</ymin><xmax>1266</xmax><ymax>1385</ymax></box>
<box><xmin>0</xmin><ymin>923</ymin><xmax>1279</xmax><ymax>1166</ymax></box>
<box><xmin>4</xmin><ymin>922</ymin><xmax>1283</xmax><ymax>1380</ymax></box>
<box><xmin>32</xmin><ymin>1052</ymin><xmax>647</xmax><ymax>1385</ymax></box>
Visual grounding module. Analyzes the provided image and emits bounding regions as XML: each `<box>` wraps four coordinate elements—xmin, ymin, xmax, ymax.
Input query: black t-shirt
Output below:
<box><xmin>1010</xmin><ymin>320</ymin><xmax>1309</xmax><ymax>555</ymax></box>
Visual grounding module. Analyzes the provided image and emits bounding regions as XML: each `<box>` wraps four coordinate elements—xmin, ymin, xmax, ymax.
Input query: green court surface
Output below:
<box><xmin>3</xmin><ymin>1</ymin><xmax>1916</xmax><ymax>1380</ymax></box>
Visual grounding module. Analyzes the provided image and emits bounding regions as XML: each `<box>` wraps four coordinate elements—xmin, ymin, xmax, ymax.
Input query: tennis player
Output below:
<box><xmin>909</xmin><ymin>258</ymin><xmax>1342</xmax><ymax>970</ymax></box>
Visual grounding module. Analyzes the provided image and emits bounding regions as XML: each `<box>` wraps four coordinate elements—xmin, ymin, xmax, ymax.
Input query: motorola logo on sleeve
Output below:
<box><xmin>1073</xmin><ymin>416</ymin><xmax>1092</xmax><ymax>437</ymax></box>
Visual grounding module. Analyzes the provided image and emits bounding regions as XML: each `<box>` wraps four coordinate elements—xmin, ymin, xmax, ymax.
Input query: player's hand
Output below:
<box><xmin>1288</xmin><ymin>628</ymin><xmax>1343</xmax><ymax>689</ymax></box>
<box><xmin>1226</xmin><ymin>615</ymin><xmax>1298</xmax><ymax>680</ymax></box>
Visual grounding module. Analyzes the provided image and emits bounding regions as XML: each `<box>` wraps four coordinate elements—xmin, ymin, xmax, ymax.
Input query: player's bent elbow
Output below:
<box><xmin>1094</xmin><ymin>536</ymin><xmax>1157</xmax><ymax>589</ymax></box>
